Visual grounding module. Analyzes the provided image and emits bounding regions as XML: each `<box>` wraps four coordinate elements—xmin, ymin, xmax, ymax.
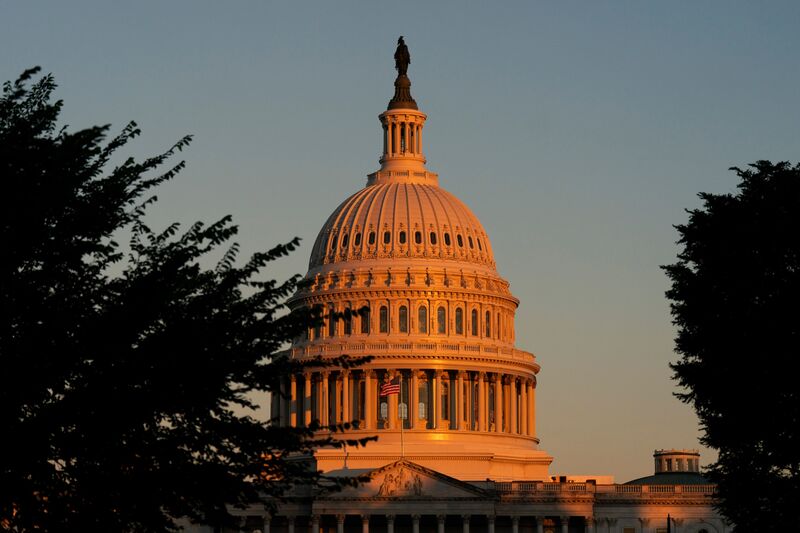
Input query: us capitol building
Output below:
<box><xmin>205</xmin><ymin>41</ymin><xmax>730</xmax><ymax>533</ymax></box>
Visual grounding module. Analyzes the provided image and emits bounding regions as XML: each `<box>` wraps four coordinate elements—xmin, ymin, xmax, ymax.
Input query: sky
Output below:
<box><xmin>3</xmin><ymin>1</ymin><xmax>799</xmax><ymax>482</ymax></box>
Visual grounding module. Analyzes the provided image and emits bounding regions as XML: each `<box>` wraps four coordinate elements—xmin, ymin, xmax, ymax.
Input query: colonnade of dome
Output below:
<box><xmin>273</xmin><ymin>368</ymin><xmax>536</xmax><ymax>438</ymax></box>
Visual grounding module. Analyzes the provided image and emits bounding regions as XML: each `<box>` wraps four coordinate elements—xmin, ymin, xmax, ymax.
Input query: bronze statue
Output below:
<box><xmin>394</xmin><ymin>36</ymin><xmax>410</xmax><ymax>76</ymax></box>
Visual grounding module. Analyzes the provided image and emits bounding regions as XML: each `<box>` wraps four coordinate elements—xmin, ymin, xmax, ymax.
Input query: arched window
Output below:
<box><xmin>471</xmin><ymin>309</ymin><xmax>478</xmax><ymax>336</ymax></box>
<box><xmin>399</xmin><ymin>231</ymin><xmax>407</xmax><ymax>244</ymax></box>
<box><xmin>496</xmin><ymin>313</ymin><xmax>500</xmax><ymax>339</ymax></box>
<box><xmin>341</xmin><ymin>234</ymin><xmax>348</xmax><ymax>248</ymax></box>
<box><xmin>368</xmin><ymin>231</ymin><xmax>376</xmax><ymax>245</ymax></box>
<box><xmin>343</xmin><ymin>308</ymin><xmax>352</xmax><ymax>335</ymax></box>
<box><xmin>437</xmin><ymin>306</ymin><xmax>446</xmax><ymax>334</ymax></box>
<box><xmin>414</xmin><ymin>231</ymin><xmax>422</xmax><ymax>244</ymax></box>
<box><xmin>457</xmin><ymin>234</ymin><xmax>464</xmax><ymax>247</ymax></box>
<box><xmin>328</xmin><ymin>305</ymin><xmax>336</xmax><ymax>336</ymax></box>
<box><xmin>399</xmin><ymin>306</ymin><xmax>408</xmax><ymax>333</ymax></box>
<box><xmin>330</xmin><ymin>235</ymin><xmax>338</xmax><ymax>250</ymax></box>
<box><xmin>383</xmin><ymin>231</ymin><xmax>391</xmax><ymax>244</ymax></box>
<box><xmin>418</xmin><ymin>306</ymin><xmax>428</xmax><ymax>333</ymax></box>
<box><xmin>360</xmin><ymin>306</ymin><xmax>370</xmax><ymax>334</ymax></box>
<box><xmin>354</xmin><ymin>232</ymin><xmax>362</xmax><ymax>246</ymax></box>
<box><xmin>379</xmin><ymin>306</ymin><xmax>389</xmax><ymax>333</ymax></box>
<box><xmin>455</xmin><ymin>308</ymin><xmax>464</xmax><ymax>334</ymax></box>
<box><xmin>430</xmin><ymin>232</ymin><xmax>437</xmax><ymax>245</ymax></box>
<box><xmin>477</xmin><ymin>238</ymin><xmax>483</xmax><ymax>251</ymax></box>
<box><xmin>485</xmin><ymin>310</ymin><xmax>491</xmax><ymax>337</ymax></box>
<box><xmin>468</xmin><ymin>236</ymin><xmax>474</xmax><ymax>249</ymax></box>
<box><xmin>418</xmin><ymin>378</ymin><xmax>429</xmax><ymax>421</ymax></box>
<box><xmin>444</xmin><ymin>233</ymin><xmax>451</xmax><ymax>246</ymax></box>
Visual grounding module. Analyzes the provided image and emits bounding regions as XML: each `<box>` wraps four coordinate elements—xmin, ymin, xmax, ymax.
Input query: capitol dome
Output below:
<box><xmin>275</xmin><ymin>44</ymin><xmax>552</xmax><ymax>482</ymax></box>
<box><xmin>308</xmin><ymin>177</ymin><xmax>496</xmax><ymax>272</ymax></box>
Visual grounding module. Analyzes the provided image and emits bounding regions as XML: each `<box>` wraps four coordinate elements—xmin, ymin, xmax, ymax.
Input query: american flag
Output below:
<box><xmin>380</xmin><ymin>379</ymin><xmax>400</xmax><ymax>397</ymax></box>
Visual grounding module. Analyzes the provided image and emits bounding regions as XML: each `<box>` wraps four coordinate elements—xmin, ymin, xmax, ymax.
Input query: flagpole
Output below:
<box><xmin>400</xmin><ymin>373</ymin><xmax>405</xmax><ymax>459</ymax></box>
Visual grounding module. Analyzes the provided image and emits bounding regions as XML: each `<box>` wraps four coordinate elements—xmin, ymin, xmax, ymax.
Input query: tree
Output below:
<box><xmin>0</xmin><ymin>68</ymin><xmax>367</xmax><ymax>532</ymax></box>
<box><xmin>664</xmin><ymin>161</ymin><xmax>800</xmax><ymax>532</ymax></box>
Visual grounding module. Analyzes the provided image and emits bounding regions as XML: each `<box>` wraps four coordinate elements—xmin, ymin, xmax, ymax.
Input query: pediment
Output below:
<box><xmin>329</xmin><ymin>460</ymin><xmax>488</xmax><ymax>500</ymax></box>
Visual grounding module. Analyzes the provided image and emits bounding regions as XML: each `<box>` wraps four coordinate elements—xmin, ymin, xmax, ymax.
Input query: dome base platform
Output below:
<box><xmin>315</xmin><ymin>430</ymin><xmax>553</xmax><ymax>482</ymax></box>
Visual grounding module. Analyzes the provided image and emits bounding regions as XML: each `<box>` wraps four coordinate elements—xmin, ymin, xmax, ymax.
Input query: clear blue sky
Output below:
<box><xmin>3</xmin><ymin>1</ymin><xmax>798</xmax><ymax>482</ymax></box>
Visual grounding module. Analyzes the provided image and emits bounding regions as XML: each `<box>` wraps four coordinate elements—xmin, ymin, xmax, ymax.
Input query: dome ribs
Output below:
<box><xmin>308</xmin><ymin>182</ymin><xmax>497</xmax><ymax>270</ymax></box>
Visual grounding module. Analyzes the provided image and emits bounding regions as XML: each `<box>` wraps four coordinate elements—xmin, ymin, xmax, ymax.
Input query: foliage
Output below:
<box><xmin>0</xmin><ymin>68</ymin><xmax>369</xmax><ymax>532</ymax></box>
<box><xmin>664</xmin><ymin>161</ymin><xmax>800</xmax><ymax>532</ymax></box>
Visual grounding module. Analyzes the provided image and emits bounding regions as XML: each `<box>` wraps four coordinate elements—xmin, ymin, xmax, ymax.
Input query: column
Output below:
<box><xmin>560</xmin><ymin>516</ymin><xmax>569</xmax><ymax>533</ymax></box>
<box><xmin>462</xmin><ymin>515</ymin><xmax>470</xmax><ymax>533</ymax></box>
<box><xmin>387</xmin><ymin>515</ymin><xmax>395</xmax><ymax>533</ymax></box>
<box><xmin>287</xmin><ymin>516</ymin><xmax>295</xmax><ymax>533</ymax></box>
<box><xmin>335</xmin><ymin>372</ymin><xmax>343</xmax><ymax>424</ymax></box>
<box><xmin>290</xmin><ymin>375</ymin><xmax>297</xmax><ymax>427</ymax></box>
<box><xmin>388</xmin><ymin>372</ymin><xmax>398</xmax><ymax>430</ymax></box>
<box><xmin>535</xmin><ymin>517</ymin><xmax>544</xmax><ymax>533</ymax></box>
<box><xmin>529</xmin><ymin>378</ymin><xmax>536</xmax><ymax>437</ymax></box>
<box><xmin>478</xmin><ymin>372</ymin><xmax>487</xmax><ymax>432</ymax></box>
<box><xmin>336</xmin><ymin>515</ymin><xmax>345</xmax><ymax>533</ymax></box>
<box><xmin>433</xmin><ymin>371</ymin><xmax>441</xmax><ymax>429</ymax></box>
<box><xmin>304</xmin><ymin>373</ymin><xmax>312</xmax><ymax>427</ymax></box>
<box><xmin>437</xmin><ymin>515</ymin><xmax>446</xmax><ymax>533</ymax></box>
<box><xmin>309</xmin><ymin>515</ymin><xmax>318</xmax><ymax>533</ymax></box>
<box><xmin>456</xmin><ymin>371</ymin><xmax>465</xmax><ymax>430</ymax></box>
<box><xmin>483</xmin><ymin>376</ymin><xmax>490</xmax><ymax>430</ymax></box>
<box><xmin>342</xmin><ymin>370</ymin><xmax>350</xmax><ymax>423</ymax></box>
<box><xmin>418</xmin><ymin>124</ymin><xmax>422</xmax><ymax>155</ymax></box>
<box><xmin>387</xmin><ymin>120</ymin><xmax>393</xmax><ymax>156</ymax></box>
<box><xmin>494</xmin><ymin>373</ymin><xmax>503</xmax><ymax>433</ymax></box>
<box><xmin>412</xmin><ymin>515</ymin><xmax>420</xmax><ymax>533</ymax></box>
<box><xmin>361</xmin><ymin>515</ymin><xmax>370</xmax><ymax>533</ymax></box>
<box><xmin>512</xmin><ymin>516</ymin><xmax>519</xmax><ymax>533</ymax></box>
<box><xmin>365</xmin><ymin>371</ymin><xmax>375</xmax><ymax>430</ymax></box>
<box><xmin>321</xmin><ymin>372</ymin><xmax>330</xmax><ymax>427</ymax></box>
<box><xmin>402</xmin><ymin>122</ymin><xmax>408</xmax><ymax>153</ymax></box>
<box><xmin>520</xmin><ymin>378</ymin><xmax>528</xmax><ymax>435</ymax></box>
<box><xmin>437</xmin><ymin>372</ymin><xmax>448</xmax><ymax>429</ymax></box>
<box><xmin>512</xmin><ymin>377</ymin><xmax>520</xmax><ymax>433</ymax></box>
<box><xmin>487</xmin><ymin>515</ymin><xmax>495</xmax><ymax>533</ymax></box>
<box><xmin>503</xmin><ymin>376</ymin><xmax>512</xmax><ymax>433</ymax></box>
<box><xmin>411</xmin><ymin>371</ymin><xmax>420</xmax><ymax>429</ymax></box>
<box><xmin>263</xmin><ymin>516</ymin><xmax>271</xmax><ymax>533</ymax></box>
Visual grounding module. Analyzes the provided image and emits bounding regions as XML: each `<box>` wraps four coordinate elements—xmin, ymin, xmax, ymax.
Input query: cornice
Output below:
<box><xmin>288</xmin><ymin>341</ymin><xmax>539</xmax><ymax>373</ymax></box>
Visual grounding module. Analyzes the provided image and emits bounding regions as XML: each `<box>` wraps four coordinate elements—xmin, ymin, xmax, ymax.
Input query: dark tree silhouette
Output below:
<box><xmin>0</xmin><ymin>68</ymin><xmax>368</xmax><ymax>532</ymax></box>
<box><xmin>664</xmin><ymin>161</ymin><xmax>800</xmax><ymax>532</ymax></box>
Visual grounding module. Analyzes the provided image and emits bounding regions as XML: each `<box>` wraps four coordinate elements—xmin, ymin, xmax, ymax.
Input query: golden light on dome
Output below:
<box><xmin>276</xmin><ymin>38</ymin><xmax>551</xmax><ymax>482</ymax></box>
